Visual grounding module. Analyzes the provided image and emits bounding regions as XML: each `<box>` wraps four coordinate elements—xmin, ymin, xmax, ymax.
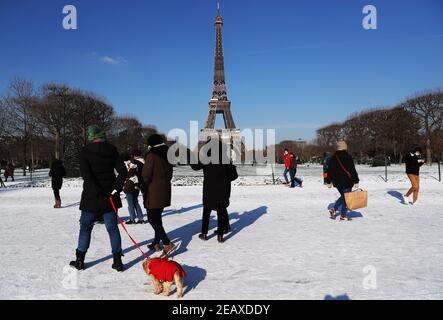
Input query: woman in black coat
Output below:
<box><xmin>69</xmin><ymin>125</ymin><xmax>127</xmax><ymax>272</ymax></box>
<box><xmin>325</xmin><ymin>141</ymin><xmax>359</xmax><ymax>221</ymax></box>
<box><xmin>191</xmin><ymin>139</ymin><xmax>238</xmax><ymax>243</ymax></box>
<box><xmin>49</xmin><ymin>159</ymin><xmax>66</xmax><ymax>208</ymax></box>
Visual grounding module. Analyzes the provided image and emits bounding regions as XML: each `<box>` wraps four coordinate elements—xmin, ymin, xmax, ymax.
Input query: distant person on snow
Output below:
<box><xmin>0</xmin><ymin>168</ymin><xmax>5</xmax><ymax>188</ymax></box>
<box><xmin>325</xmin><ymin>141</ymin><xmax>359</xmax><ymax>221</ymax></box>
<box><xmin>142</xmin><ymin>134</ymin><xmax>175</xmax><ymax>256</ymax></box>
<box><xmin>403</xmin><ymin>146</ymin><xmax>425</xmax><ymax>205</ymax></box>
<box><xmin>49</xmin><ymin>159</ymin><xmax>66</xmax><ymax>208</ymax></box>
<box><xmin>4</xmin><ymin>163</ymin><xmax>14</xmax><ymax>182</ymax></box>
<box><xmin>191</xmin><ymin>138</ymin><xmax>238</xmax><ymax>243</ymax></box>
<box><xmin>289</xmin><ymin>152</ymin><xmax>303</xmax><ymax>188</ymax></box>
<box><xmin>69</xmin><ymin>125</ymin><xmax>127</xmax><ymax>272</ymax></box>
<box><xmin>123</xmin><ymin>162</ymin><xmax>145</xmax><ymax>224</ymax></box>
<box><xmin>282</xmin><ymin>149</ymin><xmax>291</xmax><ymax>185</ymax></box>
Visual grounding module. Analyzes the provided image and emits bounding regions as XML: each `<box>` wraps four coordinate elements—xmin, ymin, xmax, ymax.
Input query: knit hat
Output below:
<box><xmin>147</xmin><ymin>134</ymin><xmax>164</xmax><ymax>147</ymax></box>
<box><xmin>413</xmin><ymin>146</ymin><xmax>423</xmax><ymax>154</ymax></box>
<box><xmin>131</xmin><ymin>149</ymin><xmax>142</xmax><ymax>157</ymax></box>
<box><xmin>337</xmin><ymin>141</ymin><xmax>348</xmax><ymax>151</ymax></box>
<box><xmin>87</xmin><ymin>125</ymin><xmax>106</xmax><ymax>142</ymax></box>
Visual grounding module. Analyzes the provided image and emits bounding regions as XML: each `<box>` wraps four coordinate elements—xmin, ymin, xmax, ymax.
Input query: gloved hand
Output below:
<box><xmin>110</xmin><ymin>190</ymin><xmax>122</xmax><ymax>210</ymax></box>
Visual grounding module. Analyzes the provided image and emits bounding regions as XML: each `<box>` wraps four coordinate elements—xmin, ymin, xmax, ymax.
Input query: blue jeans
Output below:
<box><xmin>126</xmin><ymin>192</ymin><xmax>144</xmax><ymax>221</ymax></box>
<box><xmin>283</xmin><ymin>168</ymin><xmax>290</xmax><ymax>183</ymax></box>
<box><xmin>77</xmin><ymin>211</ymin><xmax>122</xmax><ymax>254</ymax></box>
<box><xmin>334</xmin><ymin>187</ymin><xmax>352</xmax><ymax>216</ymax></box>
<box><xmin>290</xmin><ymin>169</ymin><xmax>303</xmax><ymax>187</ymax></box>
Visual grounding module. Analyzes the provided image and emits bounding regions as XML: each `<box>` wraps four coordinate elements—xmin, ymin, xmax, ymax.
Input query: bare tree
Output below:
<box><xmin>402</xmin><ymin>91</ymin><xmax>443</xmax><ymax>164</ymax></box>
<box><xmin>3</xmin><ymin>78</ymin><xmax>38</xmax><ymax>175</ymax></box>
<box><xmin>35</xmin><ymin>84</ymin><xmax>74</xmax><ymax>160</ymax></box>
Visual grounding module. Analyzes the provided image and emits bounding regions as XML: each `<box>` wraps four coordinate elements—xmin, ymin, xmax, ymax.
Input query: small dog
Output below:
<box><xmin>142</xmin><ymin>257</ymin><xmax>186</xmax><ymax>298</ymax></box>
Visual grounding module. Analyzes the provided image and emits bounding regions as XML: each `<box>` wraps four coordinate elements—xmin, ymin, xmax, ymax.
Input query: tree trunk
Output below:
<box><xmin>22</xmin><ymin>142</ymin><xmax>27</xmax><ymax>176</ymax></box>
<box><xmin>55</xmin><ymin>131</ymin><xmax>60</xmax><ymax>160</ymax></box>
<box><xmin>426</xmin><ymin>137</ymin><xmax>432</xmax><ymax>165</ymax></box>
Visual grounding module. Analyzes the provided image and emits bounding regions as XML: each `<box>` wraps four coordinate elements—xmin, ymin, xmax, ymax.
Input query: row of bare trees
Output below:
<box><xmin>0</xmin><ymin>78</ymin><xmax>164</xmax><ymax>176</ymax></box>
<box><xmin>316</xmin><ymin>90</ymin><xmax>443</xmax><ymax>165</ymax></box>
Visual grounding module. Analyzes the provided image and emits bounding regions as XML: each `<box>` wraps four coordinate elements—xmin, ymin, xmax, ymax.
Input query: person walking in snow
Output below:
<box><xmin>282</xmin><ymin>149</ymin><xmax>291</xmax><ymax>185</ymax></box>
<box><xmin>49</xmin><ymin>159</ymin><xmax>66</xmax><ymax>208</ymax></box>
<box><xmin>191</xmin><ymin>138</ymin><xmax>238</xmax><ymax>243</ymax></box>
<box><xmin>4</xmin><ymin>163</ymin><xmax>14</xmax><ymax>182</ymax></box>
<box><xmin>142</xmin><ymin>134</ymin><xmax>175</xmax><ymax>256</ymax></box>
<box><xmin>123</xmin><ymin>162</ymin><xmax>145</xmax><ymax>224</ymax></box>
<box><xmin>69</xmin><ymin>125</ymin><xmax>127</xmax><ymax>272</ymax></box>
<box><xmin>325</xmin><ymin>141</ymin><xmax>359</xmax><ymax>221</ymax></box>
<box><xmin>403</xmin><ymin>146</ymin><xmax>425</xmax><ymax>205</ymax></box>
<box><xmin>289</xmin><ymin>152</ymin><xmax>303</xmax><ymax>188</ymax></box>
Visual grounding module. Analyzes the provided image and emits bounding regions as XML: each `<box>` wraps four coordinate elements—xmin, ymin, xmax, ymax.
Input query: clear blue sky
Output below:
<box><xmin>1</xmin><ymin>0</ymin><xmax>443</xmax><ymax>142</ymax></box>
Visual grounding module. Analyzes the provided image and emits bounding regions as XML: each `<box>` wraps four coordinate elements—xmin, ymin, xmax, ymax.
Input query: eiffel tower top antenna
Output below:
<box><xmin>217</xmin><ymin>0</ymin><xmax>220</xmax><ymax>15</ymax></box>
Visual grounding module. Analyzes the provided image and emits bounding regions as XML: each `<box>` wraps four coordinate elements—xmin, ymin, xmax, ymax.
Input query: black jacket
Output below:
<box><xmin>49</xmin><ymin>160</ymin><xmax>66</xmax><ymax>190</ymax></box>
<box><xmin>79</xmin><ymin>141</ymin><xmax>127</xmax><ymax>215</ymax></box>
<box><xmin>326</xmin><ymin>150</ymin><xmax>359</xmax><ymax>189</ymax></box>
<box><xmin>191</xmin><ymin>162</ymin><xmax>238</xmax><ymax>210</ymax></box>
<box><xmin>190</xmin><ymin>140</ymin><xmax>238</xmax><ymax>210</ymax></box>
<box><xmin>405</xmin><ymin>153</ymin><xmax>424</xmax><ymax>176</ymax></box>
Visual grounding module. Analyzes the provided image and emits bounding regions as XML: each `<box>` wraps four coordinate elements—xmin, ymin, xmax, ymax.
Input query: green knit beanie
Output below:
<box><xmin>87</xmin><ymin>125</ymin><xmax>106</xmax><ymax>142</ymax></box>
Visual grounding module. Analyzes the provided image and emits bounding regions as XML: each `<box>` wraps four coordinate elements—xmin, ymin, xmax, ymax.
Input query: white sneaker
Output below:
<box><xmin>403</xmin><ymin>195</ymin><xmax>409</xmax><ymax>205</ymax></box>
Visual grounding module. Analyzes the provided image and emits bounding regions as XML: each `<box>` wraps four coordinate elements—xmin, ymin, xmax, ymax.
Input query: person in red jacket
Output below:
<box><xmin>283</xmin><ymin>149</ymin><xmax>291</xmax><ymax>184</ymax></box>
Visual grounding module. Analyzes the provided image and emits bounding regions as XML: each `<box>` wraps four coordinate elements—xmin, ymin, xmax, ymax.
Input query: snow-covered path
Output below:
<box><xmin>1</xmin><ymin>165</ymin><xmax>442</xmax><ymax>300</ymax></box>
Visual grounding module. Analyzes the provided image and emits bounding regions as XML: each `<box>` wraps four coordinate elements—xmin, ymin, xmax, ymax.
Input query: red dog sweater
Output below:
<box><xmin>148</xmin><ymin>258</ymin><xmax>186</xmax><ymax>283</ymax></box>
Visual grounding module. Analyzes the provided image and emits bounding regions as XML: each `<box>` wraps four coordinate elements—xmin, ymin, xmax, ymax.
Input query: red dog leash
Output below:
<box><xmin>109</xmin><ymin>196</ymin><xmax>150</xmax><ymax>259</ymax></box>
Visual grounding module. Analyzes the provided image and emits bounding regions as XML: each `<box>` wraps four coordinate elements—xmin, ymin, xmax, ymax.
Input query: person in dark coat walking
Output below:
<box><xmin>142</xmin><ymin>134</ymin><xmax>175</xmax><ymax>256</ymax></box>
<box><xmin>404</xmin><ymin>146</ymin><xmax>425</xmax><ymax>205</ymax></box>
<box><xmin>325</xmin><ymin>141</ymin><xmax>359</xmax><ymax>221</ymax></box>
<box><xmin>4</xmin><ymin>163</ymin><xmax>14</xmax><ymax>182</ymax></box>
<box><xmin>49</xmin><ymin>159</ymin><xmax>66</xmax><ymax>208</ymax></box>
<box><xmin>289</xmin><ymin>152</ymin><xmax>303</xmax><ymax>188</ymax></box>
<box><xmin>191</xmin><ymin>138</ymin><xmax>238</xmax><ymax>243</ymax></box>
<box><xmin>69</xmin><ymin>125</ymin><xmax>127</xmax><ymax>272</ymax></box>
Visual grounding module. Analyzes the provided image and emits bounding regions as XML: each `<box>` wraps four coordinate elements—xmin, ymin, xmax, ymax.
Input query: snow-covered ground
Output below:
<box><xmin>1</xmin><ymin>164</ymin><xmax>442</xmax><ymax>300</ymax></box>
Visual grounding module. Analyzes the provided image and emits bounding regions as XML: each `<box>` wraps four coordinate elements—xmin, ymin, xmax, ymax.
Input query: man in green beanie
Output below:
<box><xmin>70</xmin><ymin>125</ymin><xmax>127</xmax><ymax>272</ymax></box>
<box><xmin>87</xmin><ymin>124</ymin><xmax>106</xmax><ymax>142</ymax></box>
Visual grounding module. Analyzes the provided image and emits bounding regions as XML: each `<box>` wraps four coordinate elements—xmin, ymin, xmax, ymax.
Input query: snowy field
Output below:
<box><xmin>1</xmin><ymin>164</ymin><xmax>442</xmax><ymax>300</ymax></box>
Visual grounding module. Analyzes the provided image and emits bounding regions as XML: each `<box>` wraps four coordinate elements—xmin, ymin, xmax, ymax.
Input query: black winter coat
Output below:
<box><xmin>79</xmin><ymin>141</ymin><xmax>127</xmax><ymax>215</ymax></box>
<box><xmin>49</xmin><ymin>160</ymin><xmax>66</xmax><ymax>190</ymax></box>
<box><xmin>191</xmin><ymin>162</ymin><xmax>238</xmax><ymax>210</ymax></box>
<box><xmin>405</xmin><ymin>153</ymin><xmax>424</xmax><ymax>176</ymax></box>
<box><xmin>326</xmin><ymin>150</ymin><xmax>359</xmax><ymax>189</ymax></box>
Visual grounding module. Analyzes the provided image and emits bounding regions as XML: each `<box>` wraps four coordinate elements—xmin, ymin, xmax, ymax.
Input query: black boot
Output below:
<box><xmin>112</xmin><ymin>252</ymin><xmax>124</xmax><ymax>272</ymax></box>
<box><xmin>69</xmin><ymin>250</ymin><xmax>86</xmax><ymax>270</ymax></box>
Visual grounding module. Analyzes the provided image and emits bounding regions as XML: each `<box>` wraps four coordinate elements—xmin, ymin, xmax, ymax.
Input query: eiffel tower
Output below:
<box><xmin>201</xmin><ymin>1</ymin><xmax>239</xmax><ymax>142</ymax></box>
